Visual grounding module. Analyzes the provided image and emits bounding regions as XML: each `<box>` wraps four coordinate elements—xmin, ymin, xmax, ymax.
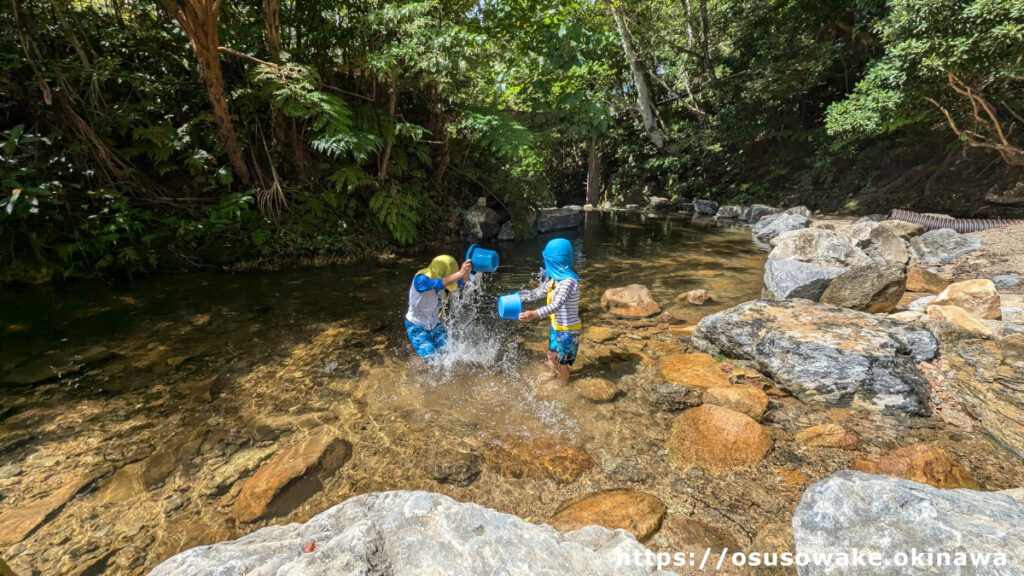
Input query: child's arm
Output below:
<box><xmin>445</xmin><ymin>260</ymin><xmax>472</xmax><ymax>289</ymax></box>
<box><xmin>520</xmin><ymin>279</ymin><xmax>571</xmax><ymax>321</ymax></box>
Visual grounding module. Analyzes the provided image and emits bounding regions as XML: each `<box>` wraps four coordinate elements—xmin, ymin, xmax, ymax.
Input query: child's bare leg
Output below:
<box><xmin>555</xmin><ymin>363</ymin><xmax>570</xmax><ymax>383</ymax></box>
<box><xmin>545</xmin><ymin>350</ymin><xmax>559</xmax><ymax>377</ymax></box>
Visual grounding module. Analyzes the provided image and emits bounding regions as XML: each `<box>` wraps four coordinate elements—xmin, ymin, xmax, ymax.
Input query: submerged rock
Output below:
<box><xmin>548</xmin><ymin>489</ymin><xmax>666</xmax><ymax>542</ymax></box>
<box><xmin>426</xmin><ymin>449</ymin><xmax>483</xmax><ymax>487</ymax></box>
<box><xmin>819</xmin><ymin>261</ymin><xmax>906</xmax><ymax>313</ymax></box>
<box><xmin>909</xmin><ymin>228</ymin><xmax>982</xmax><ymax>265</ymax></box>
<box><xmin>701</xmin><ymin>385</ymin><xmax>768</xmax><ymax>421</ymax></box>
<box><xmin>793</xmin><ymin>471</ymin><xmax>1024</xmax><ymax>576</ymax></box>
<box><xmin>667</xmin><ymin>404</ymin><xmax>772</xmax><ymax>472</ymax></box>
<box><xmin>649</xmin><ymin>382</ymin><xmax>703</xmax><ymax>412</ymax></box>
<box><xmin>852</xmin><ymin>443</ymin><xmax>978</xmax><ymax>489</ymax></box>
<box><xmin>535</xmin><ymin>208</ymin><xmax>584</xmax><ymax>234</ymax></box>
<box><xmin>763</xmin><ymin>259</ymin><xmax>844</xmax><ymax>301</ymax></box>
<box><xmin>483</xmin><ymin>434</ymin><xmax>593</xmax><ymax>483</ymax></box>
<box><xmin>2</xmin><ymin>344</ymin><xmax>117</xmax><ymax>386</ymax></box>
<box><xmin>0</xmin><ymin>465</ymin><xmax>109</xmax><ymax>548</ymax></box>
<box><xmin>794</xmin><ymin>423</ymin><xmax>858</xmax><ymax>450</ymax></box>
<box><xmin>151</xmin><ymin>491</ymin><xmax>674</xmax><ymax>576</ymax></box>
<box><xmin>601</xmin><ymin>285</ymin><xmax>661</xmax><ymax>318</ymax></box>
<box><xmin>658</xmin><ymin>353</ymin><xmax>731</xmax><ymax>390</ymax></box>
<box><xmin>232</xmin><ymin>429</ymin><xmax>352</xmax><ymax>522</ymax></box>
<box><xmin>574</xmin><ymin>377</ymin><xmax>620</xmax><ymax>403</ymax></box>
<box><xmin>692</xmin><ymin>299</ymin><xmax>937</xmax><ymax>415</ymax></box>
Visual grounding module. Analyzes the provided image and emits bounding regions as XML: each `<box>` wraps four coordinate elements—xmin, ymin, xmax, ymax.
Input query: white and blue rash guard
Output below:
<box><xmin>405</xmin><ymin>274</ymin><xmax>464</xmax><ymax>330</ymax></box>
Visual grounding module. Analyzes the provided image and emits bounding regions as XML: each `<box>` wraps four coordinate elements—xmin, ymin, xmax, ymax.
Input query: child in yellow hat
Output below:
<box><xmin>405</xmin><ymin>255</ymin><xmax>472</xmax><ymax>357</ymax></box>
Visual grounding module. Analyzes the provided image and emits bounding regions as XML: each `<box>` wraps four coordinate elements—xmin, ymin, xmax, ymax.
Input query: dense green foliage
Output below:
<box><xmin>2</xmin><ymin>0</ymin><xmax>1022</xmax><ymax>281</ymax></box>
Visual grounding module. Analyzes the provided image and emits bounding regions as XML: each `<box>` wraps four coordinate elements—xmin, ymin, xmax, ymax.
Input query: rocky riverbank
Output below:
<box><xmin>2</xmin><ymin>208</ymin><xmax>1023</xmax><ymax>576</ymax></box>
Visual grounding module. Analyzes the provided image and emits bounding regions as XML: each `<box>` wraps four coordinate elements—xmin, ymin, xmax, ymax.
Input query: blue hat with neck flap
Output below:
<box><xmin>542</xmin><ymin>238</ymin><xmax>579</xmax><ymax>281</ymax></box>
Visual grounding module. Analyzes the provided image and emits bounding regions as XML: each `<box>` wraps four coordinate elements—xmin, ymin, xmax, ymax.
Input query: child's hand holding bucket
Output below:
<box><xmin>518</xmin><ymin>310</ymin><xmax>540</xmax><ymax>322</ymax></box>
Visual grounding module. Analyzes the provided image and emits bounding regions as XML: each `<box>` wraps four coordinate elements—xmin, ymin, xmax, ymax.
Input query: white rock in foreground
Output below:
<box><xmin>794</xmin><ymin>471</ymin><xmax>1024</xmax><ymax>576</ymax></box>
<box><xmin>149</xmin><ymin>491</ymin><xmax>675</xmax><ymax>576</ymax></box>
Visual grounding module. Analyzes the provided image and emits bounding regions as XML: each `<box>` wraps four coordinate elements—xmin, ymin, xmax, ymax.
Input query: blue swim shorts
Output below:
<box><xmin>548</xmin><ymin>327</ymin><xmax>580</xmax><ymax>366</ymax></box>
<box><xmin>405</xmin><ymin>319</ymin><xmax>448</xmax><ymax>358</ymax></box>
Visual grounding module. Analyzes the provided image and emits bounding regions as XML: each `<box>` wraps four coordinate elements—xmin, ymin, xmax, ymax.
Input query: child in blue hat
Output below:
<box><xmin>518</xmin><ymin>238</ymin><xmax>581</xmax><ymax>383</ymax></box>
<box><xmin>405</xmin><ymin>255</ymin><xmax>473</xmax><ymax>357</ymax></box>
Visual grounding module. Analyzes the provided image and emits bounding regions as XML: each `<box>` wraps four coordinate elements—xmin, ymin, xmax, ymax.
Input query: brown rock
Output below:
<box><xmin>702</xmin><ymin>385</ymin><xmax>769</xmax><ymax>420</ymax></box>
<box><xmin>852</xmin><ymin>443</ymin><xmax>978</xmax><ymax>489</ymax></box>
<box><xmin>601</xmin><ymin>284</ymin><xmax>661</xmax><ymax>317</ymax></box>
<box><xmin>661</xmin><ymin>306</ymin><xmax>689</xmax><ymax>324</ymax></box>
<box><xmin>794</xmin><ymin>423</ymin><xmax>858</xmax><ymax>449</ymax></box>
<box><xmin>942</xmin><ymin>335</ymin><xmax>1024</xmax><ymax>459</ymax></box>
<box><xmin>659</xmin><ymin>353</ymin><xmax>731</xmax><ymax>389</ymax></box>
<box><xmin>0</xmin><ymin>465</ymin><xmax>108</xmax><ymax>547</ymax></box>
<box><xmin>932</xmin><ymin>279</ymin><xmax>1001</xmax><ymax>319</ymax></box>
<box><xmin>906</xmin><ymin>267</ymin><xmax>951</xmax><ymax>294</ymax></box>
<box><xmin>819</xmin><ymin>261</ymin><xmax>906</xmax><ymax>313</ymax></box>
<box><xmin>583</xmin><ymin>326</ymin><xmax>618</xmax><ymax>343</ymax></box>
<box><xmin>927</xmin><ymin>305</ymin><xmax>993</xmax><ymax>339</ymax></box>
<box><xmin>548</xmin><ymin>489</ymin><xmax>666</xmax><ymax>542</ymax></box>
<box><xmin>574</xmin><ymin>377</ymin><xmax>620</xmax><ymax>403</ymax></box>
<box><xmin>751</xmin><ymin>522</ymin><xmax>797</xmax><ymax>576</ymax></box>
<box><xmin>232</xmin><ymin>428</ymin><xmax>352</xmax><ymax>522</ymax></box>
<box><xmin>99</xmin><ymin>429</ymin><xmax>206</xmax><ymax>504</ymax></box>
<box><xmin>667</xmin><ymin>404</ymin><xmax>772</xmax><ymax>471</ymax></box>
<box><xmin>484</xmin><ymin>434</ymin><xmax>593</xmax><ymax>483</ymax></box>
<box><xmin>668</xmin><ymin>324</ymin><xmax>698</xmax><ymax>338</ymax></box>
<box><xmin>676</xmin><ymin>289</ymin><xmax>711</xmax><ymax>305</ymax></box>
<box><xmin>877</xmin><ymin>219</ymin><xmax>925</xmax><ymax>239</ymax></box>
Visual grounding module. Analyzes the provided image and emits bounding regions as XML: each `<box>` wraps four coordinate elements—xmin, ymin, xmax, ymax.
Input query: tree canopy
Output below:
<box><xmin>2</xmin><ymin>0</ymin><xmax>1022</xmax><ymax>281</ymax></box>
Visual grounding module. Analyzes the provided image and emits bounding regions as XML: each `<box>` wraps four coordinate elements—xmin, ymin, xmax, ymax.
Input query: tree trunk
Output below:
<box><xmin>264</xmin><ymin>0</ymin><xmax>288</xmax><ymax>154</ymax></box>
<box><xmin>611</xmin><ymin>6</ymin><xmax>666</xmax><ymax>150</ymax></box>
<box><xmin>378</xmin><ymin>76</ymin><xmax>398</xmax><ymax>182</ymax></box>
<box><xmin>586</xmin><ymin>138</ymin><xmax>601</xmax><ymax>206</ymax></box>
<box><xmin>157</xmin><ymin>0</ymin><xmax>250</xmax><ymax>184</ymax></box>
<box><xmin>686</xmin><ymin>0</ymin><xmax>721</xmax><ymax>109</ymax></box>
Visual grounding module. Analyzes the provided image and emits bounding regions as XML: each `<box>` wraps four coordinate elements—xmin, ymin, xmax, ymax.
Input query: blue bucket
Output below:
<box><xmin>498</xmin><ymin>293</ymin><xmax>522</xmax><ymax>320</ymax></box>
<box><xmin>466</xmin><ymin>244</ymin><xmax>499</xmax><ymax>274</ymax></box>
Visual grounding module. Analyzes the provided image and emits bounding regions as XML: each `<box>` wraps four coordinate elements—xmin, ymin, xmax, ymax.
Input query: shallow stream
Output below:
<box><xmin>2</xmin><ymin>211</ymin><xmax>1022</xmax><ymax>576</ymax></box>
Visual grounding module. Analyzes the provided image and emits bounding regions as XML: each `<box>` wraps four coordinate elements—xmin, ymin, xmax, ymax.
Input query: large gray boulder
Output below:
<box><xmin>536</xmin><ymin>208</ymin><xmax>585</xmax><ymax>234</ymax></box>
<box><xmin>715</xmin><ymin>205</ymin><xmax>742</xmax><ymax>219</ymax></box>
<box><xmin>865</xmin><ymin>226</ymin><xmax>910</xmax><ymax>264</ymax></box>
<box><xmin>150</xmin><ymin>491</ymin><xmax>674</xmax><ymax>576</ymax></box>
<box><xmin>763</xmin><ymin>259</ymin><xmax>845</xmax><ymax>301</ymax></box>
<box><xmin>819</xmin><ymin>261</ymin><xmax>907</xmax><ymax>313</ymax></box>
<box><xmin>752</xmin><ymin>213</ymin><xmax>811</xmax><ymax>243</ymax></box>
<box><xmin>692</xmin><ymin>299</ymin><xmax>938</xmax><ymax>415</ymax></box>
<box><xmin>740</xmin><ymin>204</ymin><xmax>778</xmax><ymax>223</ymax></box>
<box><xmin>909</xmin><ymin>228</ymin><xmax>982</xmax><ymax>265</ymax></box>
<box><xmin>693</xmin><ymin>199</ymin><xmax>719</xmax><ymax>215</ymax></box>
<box><xmin>794</xmin><ymin>471</ymin><xmax>1024</xmax><ymax>576</ymax></box>
<box><xmin>463</xmin><ymin>198</ymin><xmax>501</xmax><ymax>241</ymax></box>
<box><xmin>769</xmin><ymin>228</ymin><xmax>871</xmax><ymax>268</ymax></box>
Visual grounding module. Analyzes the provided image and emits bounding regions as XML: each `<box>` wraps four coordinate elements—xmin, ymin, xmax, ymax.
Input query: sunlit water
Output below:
<box><xmin>1</xmin><ymin>212</ymin><xmax>765</xmax><ymax>445</ymax></box>
<box><xmin>7</xmin><ymin>211</ymin><xmax>1024</xmax><ymax>576</ymax></box>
